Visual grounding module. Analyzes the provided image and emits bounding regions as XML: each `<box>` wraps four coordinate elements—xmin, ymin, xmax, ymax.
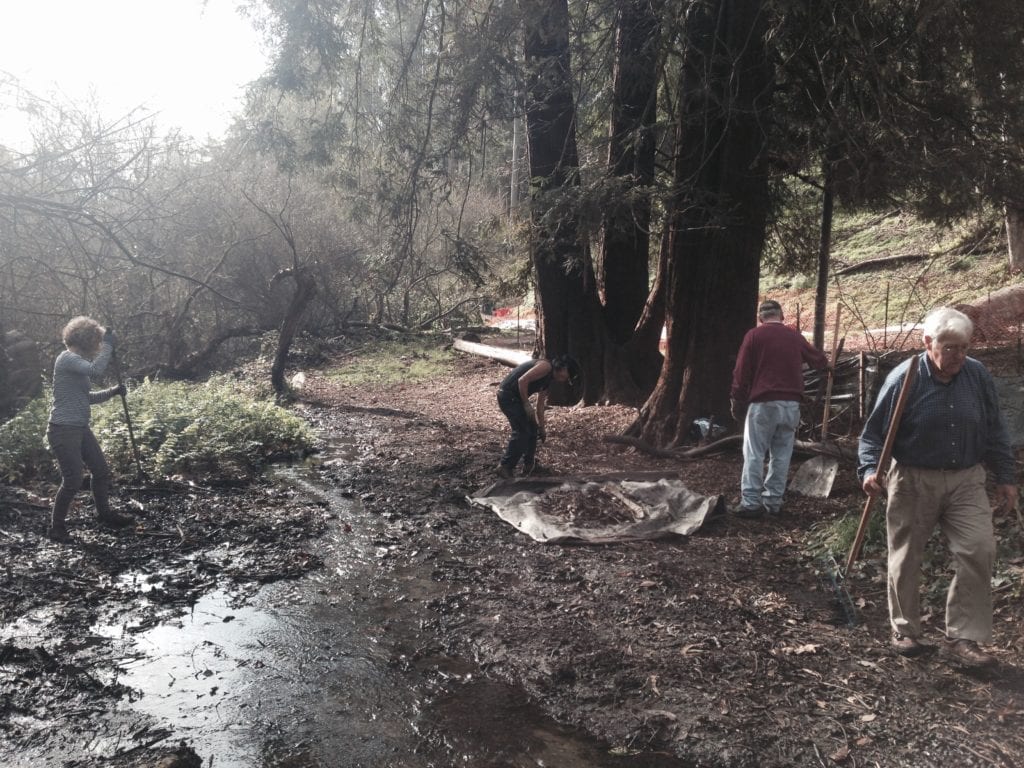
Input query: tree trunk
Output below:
<box><xmin>271</xmin><ymin>267</ymin><xmax>318</xmax><ymax>394</ymax></box>
<box><xmin>600</xmin><ymin>0</ymin><xmax>662</xmax><ymax>343</ymax></box>
<box><xmin>521</xmin><ymin>0</ymin><xmax>603</xmax><ymax>405</ymax></box>
<box><xmin>633</xmin><ymin>0</ymin><xmax>772</xmax><ymax>448</ymax></box>
<box><xmin>1006</xmin><ymin>203</ymin><xmax>1024</xmax><ymax>273</ymax></box>
<box><xmin>597</xmin><ymin>0</ymin><xmax>665</xmax><ymax>405</ymax></box>
<box><xmin>812</xmin><ymin>149</ymin><xmax>836</xmax><ymax>351</ymax></box>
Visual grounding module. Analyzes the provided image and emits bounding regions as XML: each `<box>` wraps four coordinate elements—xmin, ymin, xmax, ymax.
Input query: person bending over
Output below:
<box><xmin>496</xmin><ymin>355</ymin><xmax>577</xmax><ymax>479</ymax></box>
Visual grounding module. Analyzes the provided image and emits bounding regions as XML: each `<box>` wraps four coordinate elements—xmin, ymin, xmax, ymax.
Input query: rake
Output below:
<box><xmin>822</xmin><ymin>353</ymin><xmax>920</xmax><ymax>625</ymax></box>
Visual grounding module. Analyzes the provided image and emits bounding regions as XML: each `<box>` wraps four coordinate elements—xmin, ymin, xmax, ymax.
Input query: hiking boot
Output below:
<box><xmin>522</xmin><ymin>461</ymin><xmax>551</xmax><ymax>477</ymax></box>
<box><xmin>891</xmin><ymin>632</ymin><xmax>926</xmax><ymax>657</ymax></box>
<box><xmin>46</xmin><ymin>525</ymin><xmax>71</xmax><ymax>543</ymax></box>
<box><xmin>946</xmin><ymin>638</ymin><xmax>996</xmax><ymax>668</ymax></box>
<box><xmin>496</xmin><ymin>463</ymin><xmax>514</xmax><ymax>480</ymax></box>
<box><xmin>731</xmin><ymin>503</ymin><xmax>766</xmax><ymax>519</ymax></box>
<box><xmin>98</xmin><ymin>511</ymin><xmax>133</xmax><ymax>528</ymax></box>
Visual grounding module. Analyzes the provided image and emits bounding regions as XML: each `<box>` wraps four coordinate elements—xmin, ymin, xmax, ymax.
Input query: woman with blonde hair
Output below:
<box><xmin>46</xmin><ymin>316</ymin><xmax>131</xmax><ymax>541</ymax></box>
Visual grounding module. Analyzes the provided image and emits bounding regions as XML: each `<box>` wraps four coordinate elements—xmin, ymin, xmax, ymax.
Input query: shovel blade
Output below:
<box><xmin>790</xmin><ymin>455</ymin><xmax>839</xmax><ymax>498</ymax></box>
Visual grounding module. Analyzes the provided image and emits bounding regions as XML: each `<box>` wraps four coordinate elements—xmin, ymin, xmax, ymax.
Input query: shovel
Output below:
<box><xmin>790</xmin><ymin>455</ymin><xmax>839</xmax><ymax>498</ymax></box>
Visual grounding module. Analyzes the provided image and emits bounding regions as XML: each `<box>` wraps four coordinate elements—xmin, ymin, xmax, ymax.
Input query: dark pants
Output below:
<box><xmin>497</xmin><ymin>390</ymin><xmax>538</xmax><ymax>471</ymax></box>
<box><xmin>47</xmin><ymin>423</ymin><xmax>112</xmax><ymax>530</ymax></box>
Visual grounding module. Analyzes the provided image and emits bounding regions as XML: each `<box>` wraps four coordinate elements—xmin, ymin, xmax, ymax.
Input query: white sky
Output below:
<box><xmin>0</xmin><ymin>0</ymin><xmax>270</xmax><ymax>149</ymax></box>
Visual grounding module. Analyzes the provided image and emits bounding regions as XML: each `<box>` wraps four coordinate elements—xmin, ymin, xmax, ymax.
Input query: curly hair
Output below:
<box><xmin>62</xmin><ymin>316</ymin><xmax>103</xmax><ymax>351</ymax></box>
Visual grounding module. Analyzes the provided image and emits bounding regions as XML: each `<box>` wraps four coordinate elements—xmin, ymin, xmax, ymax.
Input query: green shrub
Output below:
<box><xmin>0</xmin><ymin>378</ymin><xmax>316</xmax><ymax>484</ymax></box>
<box><xmin>804</xmin><ymin>504</ymin><xmax>886</xmax><ymax>563</ymax></box>
<box><xmin>0</xmin><ymin>392</ymin><xmax>54</xmax><ymax>483</ymax></box>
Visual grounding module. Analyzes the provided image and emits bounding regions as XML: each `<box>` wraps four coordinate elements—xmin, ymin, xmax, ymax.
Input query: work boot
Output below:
<box><xmin>731</xmin><ymin>503</ymin><xmax>766</xmax><ymax>519</ymax></box>
<box><xmin>98</xmin><ymin>511</ymin><xmax>133</xmax><ymax>528</ymax></box>
<box><xmin>48</xmin><ymin>505</ymin><xmax>70</xmax><ymax>543</ymax></box>
<box><xmin>496</xmin><ymin>463</ymin><xmax>514</xmax><ymax>480</ymax></box>
<box><xmin>46</xmin><ymin>525</ymin><xmax>71</xmax><ymax>543</ymax></box>
<box><xmin>522</xmin><ymin>460</ymin><xmax>550</xmax><ymax>477</ymax></box>
<box><xmin>891</xmin><ymin>632</ymin><xmax>926</xmax><ymax>657</ymax></box>
<box><xmin>946</xmin><ymin>638</ymin><xmax>996</xmax><ymax>668</ymax></box>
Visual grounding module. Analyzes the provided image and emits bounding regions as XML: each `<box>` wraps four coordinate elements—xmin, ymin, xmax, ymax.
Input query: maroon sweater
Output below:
<box><xmin>730</xmin><ymin>321</ymin><xmax>828</xmax><ymax>404</ymax></box>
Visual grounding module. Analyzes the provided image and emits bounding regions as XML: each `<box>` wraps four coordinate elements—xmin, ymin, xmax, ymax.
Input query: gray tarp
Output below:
<box><xmin>469</xmin><ymin>473</ymin><xmax>724</xmax><ymax>544</ymax></box>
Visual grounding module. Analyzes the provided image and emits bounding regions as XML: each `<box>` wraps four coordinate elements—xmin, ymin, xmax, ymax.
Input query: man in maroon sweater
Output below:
<box><xmin>730</xmin><ymin>300</ymin><xmax>829</xmax><ymax>518</ymax></box>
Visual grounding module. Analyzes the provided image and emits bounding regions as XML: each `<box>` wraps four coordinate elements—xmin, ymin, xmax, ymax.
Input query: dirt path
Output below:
<box><xmin>2</xmin><ymin>340</ymin><xmax>1023</xmax><ymax>767</ymax></box>
<box><xmin>300</xmin><ymin>342</ymin><xmax>1024</xmax><ymax>768</ymax></box>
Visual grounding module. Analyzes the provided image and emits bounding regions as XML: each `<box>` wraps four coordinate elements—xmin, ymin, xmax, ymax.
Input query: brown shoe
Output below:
<box><xmin>947</xmin><ymin>638</ymin><xmax>996</xmax><ymax>668</ymax></box>
<box><xmin>496</xmin><ymin>463</ymin><xmax>514</xmax><ymax>480</ymax></box>
<box><xmin>891</xmin><ymin>632</ymin><xmax>926</xmax><ymax>657</ymax></box>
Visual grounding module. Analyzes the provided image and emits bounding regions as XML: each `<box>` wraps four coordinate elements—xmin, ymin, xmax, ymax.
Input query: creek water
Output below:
<box><xmin>100</xmin><ymin>454</ymin><xmax>689</xmax><ymax>767</ymax></box>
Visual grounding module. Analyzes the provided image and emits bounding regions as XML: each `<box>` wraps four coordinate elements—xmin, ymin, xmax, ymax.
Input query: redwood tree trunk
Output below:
<box><xmin>600</xmin><ymin>0</ymin><xmax>661</xmax><ymax>340</ymax></box>
<box><xmin>521</xmin><ymin>0</ymin><xmax>603</xmax><ymax>404</ymax></box>
<box><xmin>599</xmin><ymin>0</ymin><xmax>665</xmax><ymax>404</ymax></box>
<box><xmin>635</xmin><ymin>0</ymin><xmax>772</xmax><ymax>447</ymax></box>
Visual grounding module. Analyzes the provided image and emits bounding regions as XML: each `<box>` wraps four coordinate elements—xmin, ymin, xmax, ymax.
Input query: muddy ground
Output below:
<box><xmin>3</xmin><ymin>335</ymin><xmax>1024</xmax><ymax>767</ymax></box>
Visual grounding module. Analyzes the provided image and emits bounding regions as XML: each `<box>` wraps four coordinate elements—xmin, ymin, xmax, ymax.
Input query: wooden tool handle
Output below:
<box><xmin>845</xmin><ymin>353</ymin><xmax>919</xmax><ymax>571</ymax></box>
<box><xmin>820</xmin><ymin>305</ymin><xmax>843</xmax><ymax>441</ymax></box>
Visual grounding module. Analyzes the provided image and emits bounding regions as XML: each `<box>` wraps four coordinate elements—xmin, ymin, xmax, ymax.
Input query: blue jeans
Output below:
<box><xmin>740</xmin><ymin>401</ymin><xmax>800</xmax><ymax>511</ymax></box>
<box><xmin>497</xmin><ymin>390</ymin><xmax>538</xmax><ymax>471</ymax></box>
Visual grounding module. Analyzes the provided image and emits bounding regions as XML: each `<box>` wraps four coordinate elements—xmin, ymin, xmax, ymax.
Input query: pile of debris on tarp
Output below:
<box><xmin>470</xmin><ymin>472</ymin><xmax>724</xmax><ymax>544</ymax></box>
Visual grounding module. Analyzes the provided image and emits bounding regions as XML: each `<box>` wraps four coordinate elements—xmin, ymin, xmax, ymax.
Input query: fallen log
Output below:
<box><xmin>603</xmin><ymin>434</ymin><xmax>741</xmax><ymax>459</ymax></box>
<box><xmin>453</xmin><ymin>339</ymin><xmax>532</xmax><ymax>368</ymax></box>
<box><xmin>603</xmin><ymin>434</ymin><xmax>855</xmax><ymax>462</ymax></box>
<box><xmin>833</xmin><ymin>253</ymin><xmax>930</xmax><ymax>276</ymax></box>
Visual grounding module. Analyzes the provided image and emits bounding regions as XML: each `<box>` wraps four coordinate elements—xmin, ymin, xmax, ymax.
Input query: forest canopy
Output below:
<box><xmin>2</xmin><ymin>0</ymin><xmax>1023</xmax><ymax>445</ymax></box>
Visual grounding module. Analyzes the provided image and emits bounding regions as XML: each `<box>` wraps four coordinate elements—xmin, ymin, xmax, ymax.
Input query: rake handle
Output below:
<box><xmin>112</xmin><ymin>349</ymin><xmax>144</xmax><ymax>478</ymax></box>
<box><xmin>845</xmin><ymin>353</ymin><xmax>919</xmax><ymax>571</ymax></box>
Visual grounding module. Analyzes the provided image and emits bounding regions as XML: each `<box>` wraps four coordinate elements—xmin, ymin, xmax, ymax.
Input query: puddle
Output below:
<box><xmin>23</xmin><ymin>457</ymin><xmax>692</xmax><ymax>767</ymax></box>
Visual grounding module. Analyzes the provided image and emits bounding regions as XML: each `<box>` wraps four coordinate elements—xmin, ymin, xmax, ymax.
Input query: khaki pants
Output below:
<box><xmin>886</xmin><ymin>463</ymin><xmax>994</xmax><ymax>642</ymax></box>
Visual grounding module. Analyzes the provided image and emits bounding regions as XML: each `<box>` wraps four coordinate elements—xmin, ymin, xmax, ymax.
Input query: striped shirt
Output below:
<box><xmin>48</xmin><ymin>342</ymin><xmax>116</xmax><ymax>427</ymax></box>
<box><xmin>858</xmin><ymin>354</ymin><xmax>1016</xmax><ymax>484</ymax></box>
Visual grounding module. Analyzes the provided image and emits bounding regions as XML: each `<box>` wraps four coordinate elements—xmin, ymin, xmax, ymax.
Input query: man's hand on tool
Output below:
<box><xmin>114</xmin><ymin>383</ymin><xmax>127</xmax><ymax>398</ymax></box>
<box><xmin>103</xmin><ymin>328</ymin><xmax>117</xmax><ymax>347</ymax></box>
<box><xmin>862</xmin><ymin>472</ymin><xmax>886</xmax><ymax>497</ymax></box>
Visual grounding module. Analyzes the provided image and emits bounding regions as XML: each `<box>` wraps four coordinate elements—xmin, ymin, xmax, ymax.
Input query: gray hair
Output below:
<box><xmin>758</xmin><ymin>300</ymin><xmax>783</xmax><ymax>320</ymax></box>
<box><xmin>922</xmin><ymin>306</ymin><xmax>973</xmax><ymax>342</ymax></box>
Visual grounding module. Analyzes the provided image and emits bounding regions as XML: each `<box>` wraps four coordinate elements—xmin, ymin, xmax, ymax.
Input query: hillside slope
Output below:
<box><xmin>764</xmin><ymin>210</ymin><xmax>1022</xmax><ymax>351</ymax></box>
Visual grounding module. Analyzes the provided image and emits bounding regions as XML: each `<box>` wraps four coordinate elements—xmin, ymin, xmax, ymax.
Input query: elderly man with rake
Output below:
<box><xmin>859</xmin><ymin>306</ymin><xmax>1017</xmax><ymax>668</ymax></box>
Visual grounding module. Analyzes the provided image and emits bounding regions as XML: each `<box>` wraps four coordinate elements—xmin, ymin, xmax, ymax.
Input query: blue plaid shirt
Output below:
<box><xmin>858</xmin><ymin>354</ymin><xmax>1016</xmax><ymax>485</ymax></box>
